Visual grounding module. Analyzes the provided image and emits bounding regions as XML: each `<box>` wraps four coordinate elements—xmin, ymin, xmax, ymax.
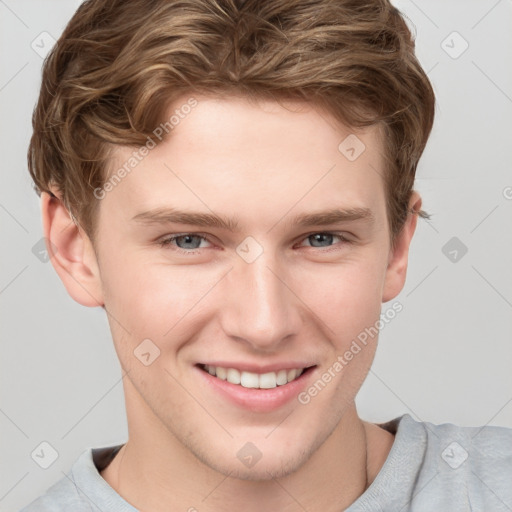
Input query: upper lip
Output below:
<box><xmin>198</xmin><ymin>362</ymin><xmax>316</xmax><ymax>373</ymax></box>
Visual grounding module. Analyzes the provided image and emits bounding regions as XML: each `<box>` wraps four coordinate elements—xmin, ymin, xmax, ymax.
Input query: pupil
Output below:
<box><xmin>311</xmin><ymin>233</ymin><xmax>332</xmax><ymax>247</ymax></box>
<box><xmin>179</xmin><ymin>235</ymin><xmax>198</xmax><ymax>248</ymax></box>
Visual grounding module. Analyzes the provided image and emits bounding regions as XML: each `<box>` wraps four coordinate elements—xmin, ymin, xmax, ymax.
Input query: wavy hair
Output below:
<box><xmin>28</xmin><ymin>0</ymin><xmax>435</xmax><ymax>245</ymax></box>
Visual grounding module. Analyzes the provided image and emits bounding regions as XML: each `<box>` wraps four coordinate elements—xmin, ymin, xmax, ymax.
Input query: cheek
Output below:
<box><xmin>100</xmin><ymin>250</ymin><xmax>218</xmax><ymax>347</ymax></box>
<box><xmin>295</xmin><ymin>261</ymin><xmax>385</xmax><ymax>413</ymax></box>
<box><xmin>296</xmin><ymin>254</ymin><xmax>386</xmax><ymax>344</ymax></box>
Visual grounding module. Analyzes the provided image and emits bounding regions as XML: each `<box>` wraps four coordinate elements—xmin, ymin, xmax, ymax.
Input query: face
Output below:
<box><xmin>75</xmin><ymin>94</ymin><xmax>410</xmax><ymax>479</ymax></box>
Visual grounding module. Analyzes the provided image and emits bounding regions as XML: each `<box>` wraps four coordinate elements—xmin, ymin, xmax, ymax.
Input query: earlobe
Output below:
<box><xmin>41</xmin><ymin>189</ymin><xmax>104</xmax><ymax>307</ymax></box>
<box><xmin>381</xmin><ymin>192</ymin><xmax>422</xmax><ymax>303</ymax></box>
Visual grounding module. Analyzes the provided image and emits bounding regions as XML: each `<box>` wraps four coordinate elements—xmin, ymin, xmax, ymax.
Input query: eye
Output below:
<box><xmin>156</xmin><ymin>231</ymin><xmax>352</xmax><ymax>255</ymax></box>
<box><xmin>158</xmin><ymin>233</ymin><xmax>211</xmax><ymax>253</ymax></box>
<box><xmin>299</xmin><ymin>232</ymin><xmax>352</xmax><ymax>249</ymax></box>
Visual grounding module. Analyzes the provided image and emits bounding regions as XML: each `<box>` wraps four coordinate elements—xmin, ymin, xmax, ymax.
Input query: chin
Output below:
<box><xmin>187</xmin><ymin>433</ymin><xmax>321</xmax><ymax>482</ymax></box>
<box><xmin>208</xmin><ymin>452</ymin><xmax>310</xmax><ymax>481</ymax></box>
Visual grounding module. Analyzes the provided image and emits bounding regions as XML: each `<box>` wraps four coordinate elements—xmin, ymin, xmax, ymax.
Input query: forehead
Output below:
<box><xmin>101</xmin><ymin>94</ymin><xmax>387</xmax><ymax>230</ymax></box>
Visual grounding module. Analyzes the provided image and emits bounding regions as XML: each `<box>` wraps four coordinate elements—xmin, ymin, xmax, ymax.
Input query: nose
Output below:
<box><xmin>218</xmin><ymin>249</ymin><xmax>302</xmax><ymax>353</ymax></box>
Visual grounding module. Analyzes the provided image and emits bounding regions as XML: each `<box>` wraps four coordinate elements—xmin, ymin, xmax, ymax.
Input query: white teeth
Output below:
<box><xmin>276</xmin><ymin>369</ymin><xmax>288</xmax><ymax>386</ymax></box>
<box><xmin>241</xmin><ymin>371</ymin><xmax>259</xmax><ymax>388</ymax></box>
<box><xmin>226</xmin><ymin>368</ymin><xmax>241</xmax><ymax>385</ymax></box>
<box><xmin>287</xmin><ymin>369</ymin><xmax>297</xmax><ymax>381</ymax></box>
<box><xmin>204</xmin><ymin>365</ymin><xmax>306</xmax><ymax>388</ymax></box>
<box><xmin>216</xmin><ymin>366</ymin><xmax>227</xmax><ymax>380</ymax></box>
<box><xmin>259</xmin><ymin>372</ymin><xmax>277</xmax><ymax>389</ymax></box>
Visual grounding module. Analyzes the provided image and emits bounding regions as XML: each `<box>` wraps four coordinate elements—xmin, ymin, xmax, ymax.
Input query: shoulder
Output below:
<box><xmin>18</xmin><ymin>464</ymin><xmax>89</xmax><ymax>512</ymax></box>
<box><xmin>406</xmin><ymin>414</ymin><xmax>512</xmax><ymax>510</ymax></box>
<box><xmin>420</xmin><ymin>416</ymin><xmax>512</xmax><ymax>473</ymax></box>
<box><xmin>18</xmin><ymin>444</ymin><xmax>126</xmax><ymax>512</ymax></box>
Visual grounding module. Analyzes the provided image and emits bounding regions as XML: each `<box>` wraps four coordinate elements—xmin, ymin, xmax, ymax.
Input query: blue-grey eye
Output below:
<box><xmin>307</xmin><ymin>233</ymin><xmax>337</xmax><ymax>247</ymax></box>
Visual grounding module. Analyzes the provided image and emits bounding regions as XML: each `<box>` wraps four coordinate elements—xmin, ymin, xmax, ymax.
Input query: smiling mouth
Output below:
<box><xmin>199</xmin><ymin>364</ymin><xmax>314</xmax><ymax>389</ymax></box>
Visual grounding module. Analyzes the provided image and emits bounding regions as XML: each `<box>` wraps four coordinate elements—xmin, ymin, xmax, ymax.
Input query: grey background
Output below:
<box><xmin>1</xmin><ymin>0</ymin><xmax>511</xmax><ymax>510</ymax></box>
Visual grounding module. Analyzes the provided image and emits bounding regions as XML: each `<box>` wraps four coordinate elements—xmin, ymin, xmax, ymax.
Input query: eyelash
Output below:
<box><xmin>157</xmin><ymin>232</ymin><xmax>353</xmax><ymax>255</ymax></box>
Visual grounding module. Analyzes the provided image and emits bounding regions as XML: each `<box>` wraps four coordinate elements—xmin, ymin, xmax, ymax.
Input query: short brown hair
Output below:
<box><xmin>28</xmin><ymin>0</ymin><xmax>435</xmax><ymax>246</ymax></box>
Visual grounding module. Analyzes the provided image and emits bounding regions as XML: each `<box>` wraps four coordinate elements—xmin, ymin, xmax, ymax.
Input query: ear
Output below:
<box><xmin>41</xmin><ymin>188</ymin><xmax>104</xmax><ymax>307</ymax></box>
<box><xmin>381</xmin><ymin>191</ymin><xmax>422</xmax><ymax>303</ymax></box>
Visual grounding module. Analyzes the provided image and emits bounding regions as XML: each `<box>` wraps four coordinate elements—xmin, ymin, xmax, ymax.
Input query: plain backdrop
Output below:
<box><xmin>1</xmin><ymin>1</ymin><xmax>511</xmax><ymax>510</ymax></box>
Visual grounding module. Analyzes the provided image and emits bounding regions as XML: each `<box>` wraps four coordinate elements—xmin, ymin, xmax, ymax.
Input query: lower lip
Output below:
<box><xmin>195</xmin><ymin>365</ymin><xmax>316</xmax><ymax>413</ymax></box>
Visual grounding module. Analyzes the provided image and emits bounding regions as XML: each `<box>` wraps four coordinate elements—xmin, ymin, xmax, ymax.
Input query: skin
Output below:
<box><xmin>42</xmin><ymin>94</ymin><xmax>420</xmax><ymax>512</ymax></box>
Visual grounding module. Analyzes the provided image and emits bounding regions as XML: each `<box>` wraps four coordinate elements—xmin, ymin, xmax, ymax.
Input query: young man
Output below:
<box><xmin>21</xmin><ymin>0</ymin><xmax>512</xmax><ymax>510</ymax></box>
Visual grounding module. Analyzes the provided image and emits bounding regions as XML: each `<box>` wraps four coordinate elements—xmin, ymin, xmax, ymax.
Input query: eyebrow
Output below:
<box><xmin>131</xmin><ymin>206</ymin><xmax>374</xmax><ymax>231</ymax></box>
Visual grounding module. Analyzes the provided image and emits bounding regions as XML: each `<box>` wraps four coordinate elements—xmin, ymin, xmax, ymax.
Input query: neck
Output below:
<box><xmin>101</xmin><ymin>381</ymin><xmax>392</xmax><ymax>512</ymax></box>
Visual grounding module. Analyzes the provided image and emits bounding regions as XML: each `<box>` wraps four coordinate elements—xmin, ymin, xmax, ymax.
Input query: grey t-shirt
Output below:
<box><xmin>19</xmin><ymin>413</ymin><xmax>512</xmax><ymax>511</ymax></box>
